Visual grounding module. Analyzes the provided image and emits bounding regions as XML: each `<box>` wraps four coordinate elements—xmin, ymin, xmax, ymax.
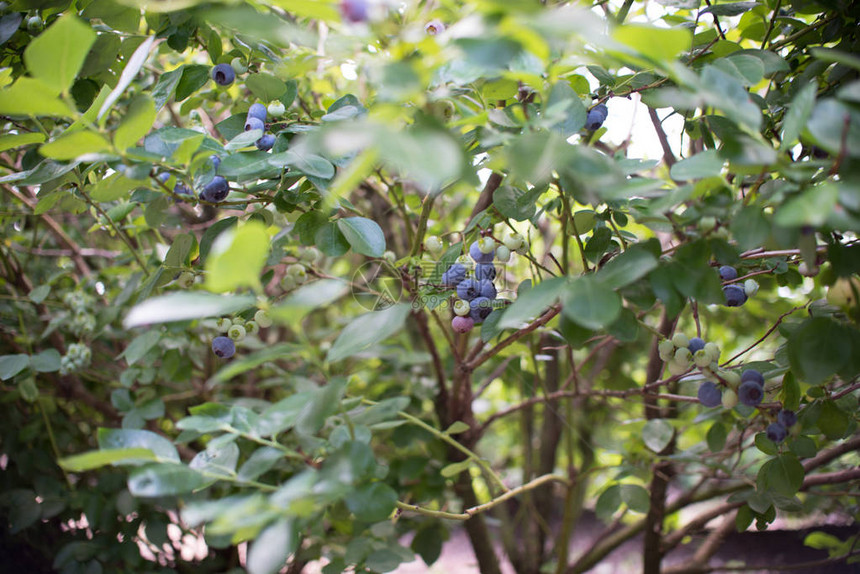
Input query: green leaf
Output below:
<box><xmin>345</xmin><ymin>482</ymin><xmax>398</xmax><ymax>522</ymax></box>
<box><xmin>775</xmin><ymin>183</ymin><xmax>838</xmax><ymax>228</ymax></box>
<box><xmin>205</xmin><ymin>222</ymin><xmax>270</xmax><ymax>293</ymax></box>
<box><xmin>596</xmin><ymin>247</ymin><xmax>658</xmax><ymax>289</ymax></box>
<box><xmin>151</xmin><ymin>67</ymin><xmax>182</xmax><ymax>111</ymax></box>
<box><xmin>545</xmin><ymin>81</ymin><xmax>586</xmax><ymax>136</ymax></box>
<box><xmin>269</xmin><ymin>149</ymin><xmax>336</xmax><ymax>179</ymax></box>
<box><xmin>757</xmin><ymin>454</ymin><xmax>804</xmax><ymax>497</ymax></box>
<box><xmin>28</xmin><ymin>285</ymin><xmax>50</xmax><ymax>304</ymax></box>
<box><xmin>271</xmin><ymin>279</ymin><xmax>350</xmax><ymax>323</ymax></box>
<box><xmin>40</xmin><ymin>130</ymin><xmax>111</xmax><ymax>161</ymax></box>
<box><xmin>707</xmin><ymin>422</ymin><xmax>727</xmax><ymax>453</ymax></box>
<box><xmin>247</xmin><ymin>519</ymin><xmax>297</xmax><ymax>574</ymax></box>
<box><xmin>0</xmin><ymin>132</ymin><xmax>46</xmax><ymax>153</ymax></box>
<box><xmin>337</xmin><ymin>217</ymin><xmax>386</xmax><ymax>258</ymax></box>
<box><xmin>444</xmin><ymin>421</ymin><xmax>470</xmax><ymax>435</ymax></box>
<box><xmin>59</xmin><ymin>448</ymin><xmax>157</xmax><ymax>472</ymax></box>
<box><xmin>245</xmin><ymin>73</ymin><xmax>287</xmax><ymax>102</ymax></box>
<box><xmin>238</xmin><ymin>447</ymin><xmax>284</xmax><ymax>481</ymax></box>
<box><xmin>98</xmin><ymin>428</ymin><xmax>180</xmax><ymax>462</ymax></box>
<box><xmin>620</xmin><ymin>484</ymin><xmax>650</xmax><ymax>514</ymax></box>
<box><xmin>0</xmin><ymin>78</ymin><xmax>75</xmax><ymax>117</ymax></box>
<box><xmin>613</xmin><ymin>24</ymin><xmax>691</xmax><ymax>64</ymax></box>
<box><xmin>30</xmin><ymin>349</ymin><xmax>61</xmax><ymax>373</ymax></box>
<box><xmin>120</xmin><ymin>331</ymin><xmax>161</xmax><ymax>366</ymax></box>
<box><xmin>128</xmin><ymin>464</ymin><xmax>208</xmax><ymax>497</ymax></box>
<box><xmin>440</xmin><ymin>459</ymin><xmax>472</xmax><ymax>478</ymax></box>
<box><xmin>497</xmin><ymin>277</ymin><xmax>566</xmax><ymax>330</ymax></box>
<box><xmin>176</xmin><ymin>65</ymin><xmax>211</xmax><ymax>102</ymax></box>
<box><xmin>90</xmin><ymin>172</ymin><xmax>138</xmax><ymax>202</ymax></box>
<box><xmin>595</xmin><ymin>484</ymin><xmax>621</xmax><ymax>521</ymax></box>
<box><xmin>701</xmin><ymin>65</ymin><xmax>762</xmax><ymax>131</ymax></box>
<box><xmin>327</xmin><ymin>304</ymin><xmax>411</xmax><ymax>362</ymax></box>
<box><xmin>411</xmin><ymin>523</ymin><xmax>446</xmax><ymax>566</ymax></box>
<box><xmin>114</xmin><ymin>94</ymin><xmax>155</xmax><ymax>151</ymax></box>
<box><xmin>0</xmin><ymin>354</ymin><xmax>30</xmax><ymax>380</ymax></box>
<box><xmin>755</xmin><ymin>433</ymin><xmax>779</xmax><ymax>456</ymax></box>
<box><xmin>190</xmin><ymin>442</ymin><xmax>240</xmax><ymax>477</ymax></box>
<box><xmin>124</xmin><ymin>292</ymin><xmax>255</xmax><ymax>328</ymax></box>
<box><xmin>493</xmin><ymin>185</ymin><xmax>542</xmax><ymax>221</ymax></box>
<box><xmin>787</xmin><ymin>317</ymin><xmax>851</xmax><ymax>384</ymax></box>
<box><xmin>561</xmin><ymin>275</ymin><xmax>621</xmax><ymax>330</ymax></box>
<box><xmin>267</xmin><ymin>0</ymin><xmax>339</xmax><ymax>21</ymax></box>
<box><xmin>781</xmin><ymin>82</ymin><xmax>816</xmax><ymax>150</ymax></box>
<box><xmin>296</xmin><ymin>378</ymin><xmax>347</xmax><ymax>435</ymax></box>
<box><xmin>97</xmin><ymin>35</ymin><xmax>156</xmax><ymax>120</ymax></box>
<box><xmin>669</xmin><ymin>150</ymin><xmax>724</xmax><ymax>180</ymax></box>
<box><xmin>642</xmin><ymin>419</ymin><xmax>674</xmax><ymax>453</ymax></box>
<box><xmin>23</xmin><ymin>14</ymin><xmax>96</xmax><ymax>94</ymax></box>
<box><xmin>805</xmin><ymin>99</ymin><xmax>860</xmax><ymax>158</ymax></box>
<box><xmin>817</xmin><ymin>399</ymin><xmax>850</xmax><ymax>440</ymax></box>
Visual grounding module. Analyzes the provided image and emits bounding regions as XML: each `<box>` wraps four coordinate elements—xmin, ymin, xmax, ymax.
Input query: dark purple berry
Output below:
<box><xmin>478</xmin><ymin>279</ymin><xmax>496</xmax><ymax>300</ymax></box>
<box><xmin>247</xmin><ymin>103</ymin><xmax>267</xmax><ymax>122</ymax></box>
<box><xmin>340</xmin><ymin>0</ymin><xmax>369</xmax><ymax>22</ymax></box>
<box><xmin>469</xmin><ymin>296</ymin><xmax>493</xmax><ymax>323</ymax></box>
<box><xmin>697</xmin><ymin>381</ymin><xmax>722</xmax><ymax>407</ymax></box>
<box><xmin>741</xmin><ymin>369</ymin><xmax>764</xmax><ymax>385</ymax></box>
<box><xmin>212</xmin><ymin>336</ymin><xmax>235</xmax><ymax>358</ymax></box>
<box><xmin>723</xmin><ymin>285</ymin><xmax>747</xmax><ymax>307</ymax></box>
<box><xmin>766</xmin><ymin>422</ymin><xmax>787</xmax><ymax>444</ymax></box>
<box><xmin>211</xmin><ymin>63</ymin><xmax>235</xmax><ymax>86</ymax></box>
<box><xmin>688</xmin><ymin>337</ymin><xmax>706</xmax><ymax>354</ymax></box>
<box><xmin>457</xmin><ymin>278</ymin><xmax>481</xmax><ymax>301</ymax></box>
<box><xmin>719</xmin><ymin>265</ymin><xmax>738</xmax><ymax>281</ymax></box>
<box><xmin>256</xmin><ymin>134</ymin><xmax>276</xmax><ymax>151</ymax></box>
<box><xmin>201</xmin><ymin>176</ymin><xmax>229</xmax><ymax>202</ymax></box>
<box><xmin>174</xmin><ymin>182</ymin><xmax>191</xmax><ymax>196</ymax></box>
<box><xmin>441</xmin><ymin>263</ymin><xmax>466</xmax><ymax>288</ymax></box>
<box><xmin>738</xmin><ymin>380</ymin><xmax>764</xmax><ymax>407</ymax></box>
<box><xmin>474</xmin><ymin>263</ymin><xmax>496</xmax><ymax>281</ymax></box>
<box><xmin>777</xmin><ymin>409</ymin><xmax>797</xmax><ymax>428</ymax></box>
<box><xmin>209</xmin><ymin>154</ymin><xmax>221</xmax><ymax>171</ymax></box>
<box><xmin>585</xmin><ymin>104</ymin><xmax>608</xmax><ymax>130</ymax></box>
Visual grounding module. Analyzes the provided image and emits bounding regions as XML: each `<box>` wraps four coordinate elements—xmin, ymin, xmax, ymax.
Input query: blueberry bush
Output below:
<box><xmin>1</xmin><ymin>1</ymin><xmax>859</xmax><ymax>573</ymax></box>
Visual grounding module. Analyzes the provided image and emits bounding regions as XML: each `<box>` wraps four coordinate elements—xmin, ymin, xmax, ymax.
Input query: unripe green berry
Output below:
<box><xmin>300</xmin><ymin>246</ymin><xmax>321</xmax><ymax>265</ymax></box>
<box><xmin>694</xmin><ymin>349</ymin><xmax>712</xmax><ymax>368</ymax></box>
<box><xmin>425</xmin><ymin>235</ymin><xmax>444</xmax><ymax>255</ymax></box>
<box><xmin>658</xmin><ymin>339</ymin><xmax>675</xmax><ymax>361</ymax></box>
<box><xmin>287</xmin><ymin>263</ymin><xmax>307</xmax><ymax>280</ymax></box>
<box><xmin>453</xmin><ymin>299</ymin><xmax>471</xmax><ymax>316</ymax></box>
<box><xmin>216</xmin><ymin>318</ymin><xmax>233</xmax><ymax>332</ymax></box>
<box><xmin>267</xmin><ymin>100</ymin><xmax>286</xmax><ymax>117</ymax></box>
<box><xmin>722</xmin><ymin>370</ymin><xmax>741</xmax><ymax>390</ymax></box>
<box><xmin>383</xmin><ymin>251</ymin><xmax>396</xmax><ymax>263</ymax></box>
<box><xmin>228</xmin><ymin>324</ymin><xmax>246</xmax><ymax>341</ymax></box>
<box><xmin>672</xmin><ymin>333</ymin><xmax>689</xmax><ymax>349</ymax></box>
<box><xmin>477</xmin><ymin>237</ymin><xmax>495</xmax><ymax>254</ymax></box>
<box><xmin>744</xmin><ymin>279</ymin><xmax>759</xmax><ymax>297</ymax></box>
<box><xmin>245</xmin><ymin>321</ymin><xmax>259</xmax><ymax>335</ymax></box>
<box><xmin>674</xmin><ymin>347</ymin><xmax>692</xmax><ymax>365</ymax></box>
<box><xmin>667</xmin><ymin>360</ymin><xmax>689</xmax><ymax>376</ymax></box>
<box><xmin>230</xmin><ymin>57</ymin><xmax>248</xmax><ymax>75</ymax></box>
<box><xmin>495</xmin><ymin>245</ymin><xmax>511</xmax><ymax>262</ymax></box>
<box><xmin>280</xmin><ymin>274</ymin><xmax>297</xmax><ymax>291</ymax></box>
<box><xmin>721</xmin><ymin>388</ymin><xmax>738</xmax><ymax>408</ymax></box>
<box><xmin>698</xmin><ymin>216</ymin><xmax>717</xmax><ymax>233</ymax></box>
<box><xmin>177</xmin><ymin>271</ymin><xmax>195</xmax><ymax>289</ymax></box>
<box><xmin>704</xmin><ymin>342</ymin><xmax>721</xmax><ymax>363</ymax></box>
<box><xmin>27</xmin><ymin>16</ymin><xmax>43</xmax><ymax>32</ymax></box>
<box><xmin>503</xmin><ymin>233</ymin><xmax>524</xmax><ymax>251</ymax></box>
<box><xmin>254</xmin><ymin>309</ymin><xmax>273</xmax><ymax>328</ymax></box>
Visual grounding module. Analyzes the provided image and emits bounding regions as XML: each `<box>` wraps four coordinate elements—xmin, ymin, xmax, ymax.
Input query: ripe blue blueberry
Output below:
<box><xmin>777</xmin><ymin>409</ymin><xmax>797</xmax><ymax>428</ymax></box>
<box><xmin>719</xmin><ymin>265</ymin><xmax>738</xmax><ymax>281</ymax></box>
<box><xmin>244</xmin><ymin>117</ymin><xmax>265</xmax><ymax>132</ymax></box>
<box><xmin>765</xmin><ymin>422</ymin><xmax>787</xmax><ymax>444</ymax></box>
<box><xmin>201</xmin><ymin>176</ymin><xmax>229</xmax><ymax>202</ymax></box>
<box><xmin>256</xmin><ymin>134</ymin><xmax>276</xmax><ymax>151</ymax></box>
<box><xmin>212</xmin><ymin>336</ymin><xmax>235</xmax><ymax>358</ymax></box>
<box><xmin>441</xmin><ymin>263</ymin><xmax>466</xmax><ymax>288</ymax></box>
<box><xmin>688</xmin><ymin>337</ymin><xmax>705</xmax><ymax>354</ymax></box>
<box><xmin>469</xmin><ymin>296</ymin><xmax>493</xmax><ymax>323</ymax></box>
<box><xmin>457</xmin><ymin>278</ymin><xmax>482</xmax><ymax>301</ymax></box>
<box><xmin>209</xmin><ymin>154</ymin><xmax>222</xmax><ymax>171</ymax></box>
<box><xmin>156</xmin><ymin>172</ymin><xmax>170</xmax><ymax>184</ymax></box>
<box><xmin>741</xmin><ymin>369</ymin><xmax>764</xmax><ymax>386</ymax></box>
<box><xmin>474</xmin><ymin>263</ymin><xmax>496</xmax><ymax>281</ymax></box>
<box><xmin>585</xmin><ymin>104</ymin><xmax>608</xmax><ymax>130</ymax></box>
<box><xmin>247</xmin><ymin>103</ymin><xmax>268</xmax><ymax>122</ymax></box>
<box><xmin>697</xmin><ymin>381</ymin><xmax>722</xmax><ymax>408</ymax></box>
<box><xmin>738</xmin><ymin>380</ymin><xmax>764</xmax><ymax>407</ymax></box>
<box><xmin>340</xmin><ymin>0</ymin><xmax>369</xmax><ymax>22</ymax></box>
<box><xmin>211</xmin><ymin>63</ymin><xmax>235</xmax><ymax>86</ymax></box>
<box><xmin>469</xmin><ymin>240</ymin><xmax>494</xmax><ymax>264</ymax></box>
<box><xmin>479</xmin><ymin>279</ymin><xmax>496</xmax><ymax>300</ymax></box>
<box><xmin>174</xmin><ymin>182</ymin><xmax>191</xmax><ymax>196</ymax></box>
<box><xmin>723</xmin><ymin>285</ymin><xmax>747</xmax><ymax>307</ymax></box>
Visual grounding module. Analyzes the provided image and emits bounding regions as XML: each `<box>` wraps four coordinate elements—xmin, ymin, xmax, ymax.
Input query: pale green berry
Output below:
<box><xmin>698</xmin><ymin>216</ymin><xmax>717</xmax><ymax>233</ymax></box>
<box><xmin>667</xmin><ymin>360</ymin><xmax>689</xmax><ymax>376</ymax></box>
<box><xmin>27</xmin><ymin>16</ymin><xmax>43</xmax><ymax>32</ymax></box>
<box><xmin>672</xmin><ymin>333</ymin><xmax>690</xmax><ymax>349</ymax></box>
<box><xmin>228</xmin><ymin>324</ymin><xmax>246</xmax><ymax>341</ymax></box>
<box><xmin>425</xmin><ymin>235</ymin><xmax>444</xmax><ymax>255</ymax></box>
<box><xmin>658</xmin><ymin>339</ymin><xmax>675</xmax><ymax>361</ymax></box>
<box><xmin>254</xmin><ymin>309</ymin><xmax>273</xmax><ymax>328</ymax></box>
<box><xmin>177</xmin><ymin>271</ymin><xmax>195</xmax><ymax>289</ymax></box>
<box><xmin>694</xmin><ymin>349</ymin><xmax>712</xmax><ymax>368</ymax></box>
<box><xmin>216</xmin><ymin>318</ymin><xmax>233</xmax><ymax>332</ymax></box>
<box><xmin>721</xmin><ymin>388</ymin><xmax>738</xmax><ymax>408</ymax></box>
<box><xmin>280</xmin><ymin>274</ymin><xmax>297</xmax><ymax>290</ymax></box>
<box><xmin>287</xmin><ymin>263</ymin><xmax>307</xmax><ymax>282</ymax></box>
<box><xmin>674</xmin><ymin>347</ymin><xmax>692</xmax><ymax>365</ymax></box>
<box><xmin>230</xmin><ymin>57</ymin><xmax>248</xmax><ymax>74</ymax></box>
<box><xmin>245</xmin><ymin>321</ymin><xmax>259</xmax><ymax>335</ymax></box>
<box><xmin>495</xmin><ymin>245</ymin><xmax>511</xmax><ymax>262</ymax></box>
<box><xmin>744</xmin><ymin>279</ymin><xmax>759</xmax><ymax>297</ymax></box>
<box><xmin>267</xmin><ymin>100</ymin><xmax>286</xmax><ymax>117</ymax></box>
<box><xmin>300</xmin><ymin>246</ymin><xmax>321</xmax><ymax>265</ymax></box>
<box><xmin>453</xmin><ymin>299</ymin><xmax>471</xmax><ymax>316</ymax></box>
<box><xmin>704</xmin><ymin>342</ymin><xmax>721</xmax><ymax>363</ymax></box>
<box><xmin>722</xmin><ymin>370</ymin><xmax>741</xmax><ymax>390</ymax></box>
<box><xmin>477</xmin><ymin>237</ymin><xmax>495</xmax><ymax>254</ymax></box>
<box><xmin>504</xmin><ymin>233</ymin><xmax>524</xmax><ymax>251</ymax></box>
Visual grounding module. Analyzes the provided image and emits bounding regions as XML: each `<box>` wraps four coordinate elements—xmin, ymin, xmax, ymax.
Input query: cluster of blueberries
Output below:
<box><xmin>211</xmin><ymin>310</ymin><xmax>273</xmax><ymax>359</ymax></box>
<box><xmin>719</xmin><ymin>265</ymin><xmax>759</xmax><ymax>307</ymax></box>
<box><xmin>155</xmin><ymin>155</ymin><xmax>229</xmax><ymax>203</ymax></box>
<box><xmin>244</xmin><ymin>103</ymin><xmax>276</xmax><ymax>152</ymax></box>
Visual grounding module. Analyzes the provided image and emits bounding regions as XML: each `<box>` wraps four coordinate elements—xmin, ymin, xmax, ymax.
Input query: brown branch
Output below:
<box><xmin>467</xmin><ymin>172</ymin><xmax>503</xmax><ymax>227</ymax></box>
<box><xmin>467</xmin><ymin>304</ymin><xmax>561</xmax><ymax>371</ymax></box>
<box><xmin>648</xmin><ymin>107</ymin><xmax>677</xmax><ymax>169</ymax></box>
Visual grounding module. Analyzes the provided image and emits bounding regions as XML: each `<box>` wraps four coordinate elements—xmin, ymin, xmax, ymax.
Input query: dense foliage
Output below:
<box><xmin>1</xmin><ymin>1</ymin><xmax>859</xmax><ymax>573</ymax></box>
